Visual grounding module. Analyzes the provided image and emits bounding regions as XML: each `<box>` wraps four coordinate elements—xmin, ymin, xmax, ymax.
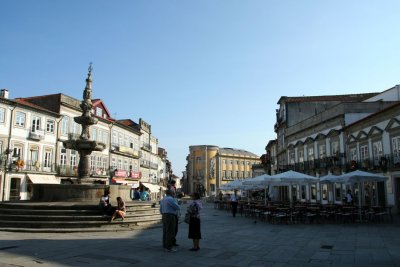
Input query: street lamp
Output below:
<box><xmin>1</xmin><ymin>148</ymin><xmax>12</xmax><ymax>201</ymax></box>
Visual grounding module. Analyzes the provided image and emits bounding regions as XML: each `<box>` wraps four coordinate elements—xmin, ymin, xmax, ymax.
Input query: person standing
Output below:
<box><xmin>188</xmin><ymin>192</ymin><xmax>202</xmax><ymax>251</ymax></box>
<box><xmin>168</xmin><ymin>180</ymin><xmax>179</xmax><ymax>246</ymax></box>
<box><xmin>160</xmin><ymin>189</ymin><xmax>180</xmax><ymax>252</ymax></box>
<box><xmin>230</xmin><ymin>190</ymin><xmax>239</xmax><ymax>217</ymax></box>
<box><xmin>346</xmin><ymin>189</ymin><xmax>353</xmax><ymax>205</ymax></box>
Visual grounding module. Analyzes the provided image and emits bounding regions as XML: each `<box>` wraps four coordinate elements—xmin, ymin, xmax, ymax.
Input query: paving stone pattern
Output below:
<box><xmin>0</xmin><ymin>202</ymin><xmax>399</xmax><ymax>267</ymax></box>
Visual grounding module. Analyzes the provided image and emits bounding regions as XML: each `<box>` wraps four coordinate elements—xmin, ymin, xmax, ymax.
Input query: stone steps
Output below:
<box><xmin>0</xmin><ymin>201</ymin><xmax>162</xmax><ymax>232</ymax></box>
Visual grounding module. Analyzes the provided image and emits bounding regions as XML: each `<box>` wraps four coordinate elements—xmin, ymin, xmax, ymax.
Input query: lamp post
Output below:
<box><xmin>1</xmin><ymin>148</ymin><xmax>12</xmax><ymax>202</ymax></box>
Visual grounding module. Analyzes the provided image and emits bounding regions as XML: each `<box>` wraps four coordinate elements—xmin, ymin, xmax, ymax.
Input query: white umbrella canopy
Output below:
<box><xmin>271</xmin><ymin>170</ymin><xmax>318</xmax><ymax>184</ymax></box>
<box><xmin>337</xmin><ymin>170</ymin><xmax>388</xmax><ymax>183</ymax></box>
<box><xmin>338</xmin><ymin>170</ymin><xmax>388</xmax><ymax>221</ymax></box>
<box><xmin>319</xmin><ymin>174</ymin><xmax>342</xmax><ymax>184</ymax></box>
<box><xmin>242</xmin><ymin>174</ymin><xmax>280</xmax><ymax>188</ymax></box>
<box><xmin>220</xmin><ymin>179</ymin><xmax>244</xmax><ymax>190</ymax></box>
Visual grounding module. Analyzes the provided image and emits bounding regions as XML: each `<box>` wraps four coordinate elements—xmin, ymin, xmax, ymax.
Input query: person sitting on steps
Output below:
<box><xmin>110</xmin><ymin>197</ymin><xmax>126</xmax><ymax>222</ymax></box>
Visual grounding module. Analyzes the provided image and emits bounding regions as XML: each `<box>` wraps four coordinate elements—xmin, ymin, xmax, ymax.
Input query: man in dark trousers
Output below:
<box><xmin>160</xmin><ymin>189</ymin><xmax>180</xmax><ymax>252</ymax></box>
<box><xmin>168</xmin><ymin>180</ymin><xmax>179</xmax><ymax>246</ymax></box>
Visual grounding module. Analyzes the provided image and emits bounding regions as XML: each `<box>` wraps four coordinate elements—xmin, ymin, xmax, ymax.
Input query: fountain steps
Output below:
<box><xmin>0</xmin><ymin>201</ymin><xmax>162</xmax><ymax>233</ymax></box>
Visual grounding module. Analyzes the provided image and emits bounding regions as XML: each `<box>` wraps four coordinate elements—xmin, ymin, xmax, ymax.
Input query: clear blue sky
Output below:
<box><xmin>2</xmin><ymin>1</ymin><xmax>400</xmax><ymax>175</ymax></box>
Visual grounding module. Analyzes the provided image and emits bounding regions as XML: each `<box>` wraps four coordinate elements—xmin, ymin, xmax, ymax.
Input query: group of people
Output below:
<box><xmin>132</xmin><ymin>187</ymin><xmax>150</xmax><ymax>201</ymax></box>
<box><xmin>160</xmin><ymin>180</ymin><xmax>202</xmax><ymax>253</ymax></box>
<box><xmin>99</xmin><ymin>191</ymin><xmax>127</xmax><ymax>222</ymax></box>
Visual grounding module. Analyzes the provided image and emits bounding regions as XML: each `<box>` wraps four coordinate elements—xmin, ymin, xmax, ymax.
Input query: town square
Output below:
<box><xmin>1</xmin><ymin>1</ymin><xmax>400</xmax><ymax>266</ymax></box>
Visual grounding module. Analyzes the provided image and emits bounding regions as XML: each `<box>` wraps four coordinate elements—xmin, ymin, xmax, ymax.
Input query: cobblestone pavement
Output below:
<box><xmin>0</xmin><ymin>202</ymin><xmax>399</xmax><ymax>267</ymax></box>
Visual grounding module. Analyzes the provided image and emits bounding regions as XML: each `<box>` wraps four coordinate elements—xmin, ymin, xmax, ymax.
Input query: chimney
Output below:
<box><xmin>0</xmin><ymin>89</ymin><xmax>9</xmax><ymax>99</ymax></box>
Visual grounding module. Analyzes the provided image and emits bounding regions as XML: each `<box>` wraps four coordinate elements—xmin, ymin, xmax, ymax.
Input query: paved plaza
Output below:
<box><xmin>0</xmin><ymin>202</ymin><xmax>399</xmax><ymax>267</ymax></box>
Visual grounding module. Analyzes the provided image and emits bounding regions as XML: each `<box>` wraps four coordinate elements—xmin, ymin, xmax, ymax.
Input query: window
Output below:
<box><xmin>44</xmin><ymin>150</ymin><xmax>52</xmax><ymax>168</ymax></box>
<box><xmin>111</xmin><ymin>158</ymin><xmax>117</xmax><ymax>170</ymax></box>
<box><xmin>96</xmin><ymin>107</ymin><xmax>102</xmax><ymax>117</ymax></box>
<box><xmin>0</xmin><ymin>107</ymin><xmax>5</xmax><ymax>123</ymax></box>
<box><xmin>31</xmin><ymin>115</ymin><xmax>40</xmax><ymax>132</ymax></box>
<box><xmin>301</xmin><ymin>185</ymin><xmax>306</xmax><ymax>200</ymax></box>
<box><xmin>311</xmin><ymin>184</ymin><xmax>317</xmax><ymax>200</ymax></box>
<box><xmin>118</xmin><ymin>158</ymin><xmax>123</xmax><ymax>170</ymax></box>
<box><xmin>335</xmin><ymin>183</ymin><xmax>342</xmax><ymax>202</ymax></box>
<box><xmin>61</xmin><ymin>116</ymin><xmax>69</xmax><ymax>135</ymax></box>
<box><xmin>372</xmin><ymin>141</ymin><xmax>383</xmax><ymax>165</ymax></box>
<box><xmin>71</xmin><ymin>121</ymin><xmax>79</xmax><ymax>134</ymax></box>
<box><xmin>92</xmin><ymin>128</ymin><xmax>97</xmax><ymax>141</ymax></box>
<box><xmin>321</xmin><ymin>184</ymin><xmax>328</xmax><ymax>201</ymax></box>
<box><xmin>118</xmin><ymin>134</ymin><xmax>123</xmax><ymax>146</ymax></box>
<box><xmin>46</xmin><ymin>119</ymin><xmax>55</xmax><ymax>133</ymax></box>
<box><xmin>98</xmin><ymin>130</ymin><xmax>102</xmax><ymax>143</ymax></box>
<box><xmin>15</xmin><ymin>111</ymin><xmax>26</xmax><ymax>127</ymax></box>
<box><xmin>350</xmin><ymin>147</ymin><xmax>357</xmax><ymax>160</ymax></box>
<box><xmin>30</xmin><ymin>149</ymin><xmax>39</xmax><ymax>165</ymax></box>
<box><xmin>360</xmin><ymin>145</ymin><xmax>369</xmax><ymax>160</ymax></box>
<box><xmin>331</xmin><ymin>141</ymin><xmax>339</xmax><ymax>156</ymax></box>
<box><xmin>70</xmin><ymin>151</ymin><xmax>77</xmax><ymax>167</ymax></box>
<box><xmin>308</xmin><ymin>147</ymin><xmax>314</xmax><ymax>161</ymax></box>
<box><xmin>289</xmin><ymin>151</ymin><xmax>295</xmax><ymax>164</ymax></box>
<box><xmin>223</xmin><ymin>159</ymin><xmax>226</xmax><ymax>165</ymax></box>
<box><xmin>103</xmin><ymin>158</ymin><xmax>108</xmax><ymax>171</ymax></box>
<box><xmin>13</xmin><ymin>146</ymin><xmax>22</xmax><ymax>158</ymax></box>
<box><xmin>91</xmin><ymin>156</ymin><xmax>96</xmax><ymax>171</ymax></box>
<box><xmin>319</xmin><ymin>144</ymin><xmax>326</xmax><ymax>159</ymax></box>
<box><xmin>298</xmin><ymin>150</ymin><xmax>304</xmax><ymax>163</ymax></box>
<box><xmin>112</xmin><ymin>131</ymin><xmax>118</xmax><ymax>145</ymax></box>
<box><xmin>196</xmin><ymin>157</ymin><xmax>202</xmax><ymax>164</ymax></box>
<box><xmin>222</xmin><ymin>171</ymin><xmax>226</xmax><ymax>178</ymax></box>
<box><xmin>392</xmin><ymin>136</ymin><xmax>400</xmax><ymax>164</ymax></box>
<box><xmin>60</xmin><ymin>150</ymin><xmax>67</xmax><ymax>167</ymax></box>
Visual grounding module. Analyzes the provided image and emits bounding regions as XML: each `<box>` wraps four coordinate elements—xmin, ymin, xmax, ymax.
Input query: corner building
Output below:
<box><xmin>186</xmin><ymin>145</ymin><xmax>260</xmax><ymax>196</ymax></box>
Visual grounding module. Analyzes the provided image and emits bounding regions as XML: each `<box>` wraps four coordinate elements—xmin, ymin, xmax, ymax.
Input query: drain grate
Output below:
<box><xmin>320</xmin><ymin>245</ymin><xmax>333</xmax><ymax>250</ymax></box>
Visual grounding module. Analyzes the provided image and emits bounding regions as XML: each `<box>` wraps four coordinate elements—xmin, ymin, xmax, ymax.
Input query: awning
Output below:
<box><xmin>28</xmin><ymin>174</ymin><xmax>60</xmax><ymax>184</ymax></box>
<box><xmin>141</xmin><ymin>182</ymin><xmax>162</xmax><ymax>193</ymax></box>
<box><xmin>111</xmin><ymin>178</ymin><xmax>139</xmax><ymax>187</ymax></box>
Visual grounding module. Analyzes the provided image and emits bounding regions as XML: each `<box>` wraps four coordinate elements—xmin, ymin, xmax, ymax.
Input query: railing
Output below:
<box><xmin>140</xmin><ymin>159</ymin><xmax>150</xmax><ymax>168</ymax></box>
<box><xmin>28</xmin><ymin>128</ymin><xmax>45</xmax><ymax>141</ymax></box>
<box><xmin>57</xmin><ymin>165</ymin><xmax>79</xmax><ymax>176</ymax></box>
<box><xmin>141</xmin><ymin>143</ymin><xmax>151</xmax><ymax>152</ymax></box>
<box><xmin>8</xmin><ymin>160</ymin><xmax>57</xmax><ymax>172</ymax></box>
<box><xmin>150</xmin><ymin>162</ymin><xmax>158</xmax><ymax>170</ymax></box>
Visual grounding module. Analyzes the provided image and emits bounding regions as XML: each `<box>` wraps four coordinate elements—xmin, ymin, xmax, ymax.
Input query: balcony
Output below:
<box><xmin>111</xmin><ymin>144</ymin><xmax>140</xmax><ymax>158</ymax></box>
<box><xmin>150</xmin><ymin>162</ymin><xmax>158</xmax><ymax>170</ymax></box>
<box><xmin>16</xmin><ymin>160</ymin><xmax>56</xmax><ymax>173</ymax></box>
<box><xmin>57</xmin><ymin>165</ymin><xmax>79</xmax><ymax>176</ymax></box>
<box><xmin>141</xmin><ymin>143</ymin><xmax>151</xmax><ymax>152</ymax></box>
<box><xmin>140</xmin><ymin>159</ymin><xmax>150</xmax><ymax>168</ymax></box>
<box><xmin>28</xmin><ymin>129</ymin><xmax>45</xmax><ymax>141</ymax></box>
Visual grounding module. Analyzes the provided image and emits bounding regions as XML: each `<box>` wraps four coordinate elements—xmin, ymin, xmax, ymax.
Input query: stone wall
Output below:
<box><xmin>30</xmin><ymin>184</ymin><xmax>132</xmax><ymax>202</ymax></box>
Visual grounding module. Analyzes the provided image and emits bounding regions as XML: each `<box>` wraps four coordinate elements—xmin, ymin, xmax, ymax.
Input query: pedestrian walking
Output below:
<box><xmin>160</xmin><ymin>189</ymin><xmax>180</xmax><ymax>252</ymax></box>
<box><xmin>230</xmin><ymin>190</ymin><xmax>239</xmax><ymax>217</ymax></box>
<box><xmin>188</xmin><ymin>192</ymin><xmax>202</xmax><ymax>251</ymax></box>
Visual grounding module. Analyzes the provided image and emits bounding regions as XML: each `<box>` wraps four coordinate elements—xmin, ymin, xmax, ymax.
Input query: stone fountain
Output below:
<box><xmin>30</xmin><ymin>65</ymin><xmax>131</xmax><ymax>201</ymax></box>
<box><xmin>63</xmin><ymin>64</ymin><xmax>106</xmax><ymax>184</ymax></box>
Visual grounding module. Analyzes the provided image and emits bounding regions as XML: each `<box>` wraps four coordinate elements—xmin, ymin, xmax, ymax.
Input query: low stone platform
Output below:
<box><xmin>0</xmin><ymin>201</ymin><xmax>162</xmax><ymax>233</ymax></box>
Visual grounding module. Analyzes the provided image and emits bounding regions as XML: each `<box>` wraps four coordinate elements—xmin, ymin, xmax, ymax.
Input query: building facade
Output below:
<box><xmin>268</xmin><ymin>85</ymin><xmax>400</xmax><ymax>212</ymax></box>
<box><xmin>0</xmin><ymin>72</ymin><xmax>169</xmax><ymax>200</ymax></box>
<box><xmin>186</xmin><ymin>145</ymin><xmax>261</xmax><ymax>196</ymax></box>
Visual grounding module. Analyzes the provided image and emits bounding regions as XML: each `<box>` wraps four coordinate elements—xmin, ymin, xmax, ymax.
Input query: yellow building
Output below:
<box><xmin>186</xmin><ymin>145</ymin><xmax>261</xmax><ymax>196</ymax></box>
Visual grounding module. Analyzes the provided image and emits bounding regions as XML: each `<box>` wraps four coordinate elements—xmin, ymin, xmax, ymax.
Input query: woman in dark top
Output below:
<box><xmin>188</xmin><ymin>192</ymin><xmax>202</xmax><ymax>251</ymax></box>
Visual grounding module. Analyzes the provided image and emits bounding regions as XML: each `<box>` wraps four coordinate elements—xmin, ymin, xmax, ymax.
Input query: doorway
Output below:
<box><xmin>9</xmin><ymin>177</ymin><xmax>21</xmax><ymax>200</ymax></box>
